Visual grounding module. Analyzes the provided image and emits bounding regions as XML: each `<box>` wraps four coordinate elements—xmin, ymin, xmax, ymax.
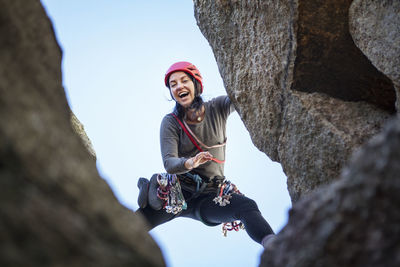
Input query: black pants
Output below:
<box><xmin>136</xmin><ymin>190</ymin><xmax>274</xmax><ymax>244</ymax></box>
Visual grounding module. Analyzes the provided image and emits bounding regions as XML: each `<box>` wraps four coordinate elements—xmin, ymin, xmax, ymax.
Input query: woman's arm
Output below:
<box><xmin>160</xmin><ymin>115</ymin><xmax>213</xmax><ymax>174</ymax></box>
<box><xmin>224</xmin><ymin>95</ymin><xmax>236</xmax><ymax>115</ymax></box>
<box><xmin>160</xmin><ymin>115</ymin><xmax>188</xmax><ymax>174</ymax></box>
<box><xmin>213</xmin><ymin>95</ymin><xmax>236</xmax><ymax>120</ymax></box>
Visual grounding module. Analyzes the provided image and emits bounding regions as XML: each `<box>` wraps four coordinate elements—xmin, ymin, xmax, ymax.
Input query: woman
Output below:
<box><xmin>136</xmin><ymin>61</ymin><xmax>275</xmax><ymax>248</ymax></box>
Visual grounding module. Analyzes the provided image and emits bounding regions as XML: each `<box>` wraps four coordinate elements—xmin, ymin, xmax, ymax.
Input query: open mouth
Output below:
<box><xmin>179</xmin><ymin>92</ymin><xmax>189</xmax><ymax>98</ymax></box>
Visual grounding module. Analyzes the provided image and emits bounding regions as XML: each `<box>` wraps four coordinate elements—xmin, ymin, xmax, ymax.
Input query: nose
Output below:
<box><xmin>176</xmin><ymin>81</ymin><xmax>184</xmax><ymax>89</ymax></box>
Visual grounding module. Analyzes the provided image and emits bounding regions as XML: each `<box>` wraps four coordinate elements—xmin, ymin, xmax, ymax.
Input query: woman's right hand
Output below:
<box><xmin>185</xmin><ymin>151</ymin><xmax>213</xmax><ymax>170</ymax></box>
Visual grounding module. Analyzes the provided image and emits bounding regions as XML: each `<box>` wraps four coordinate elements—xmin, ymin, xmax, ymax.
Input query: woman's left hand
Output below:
<box><xmin>185</xmin><ymin>151</ymin><xmax>213</xmax><ymax>169</ymax></box>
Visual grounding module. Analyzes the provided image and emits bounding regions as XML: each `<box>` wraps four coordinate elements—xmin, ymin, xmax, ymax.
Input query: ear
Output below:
<box><xmin>195</xmin><ymin>83</ymin><xmax>202</xmax><ymax>97</ymax></box>
<box><xmin>169</xmin><ymin>89</ymin><xmax>176</xmax><ymax>101</ymax></box>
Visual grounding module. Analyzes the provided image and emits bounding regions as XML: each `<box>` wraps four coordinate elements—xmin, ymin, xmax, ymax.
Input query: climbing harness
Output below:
<box><xmin>181</xmin><ymin>172</ymin><xmax>206</xmax><ymax>196</ymax></box>
<box><xmin>163</xmin><ymin>113</ymin><xmax>245</xmax><ymax>236</ymax></box>
<box><xmin>154</xmin><ymin>172</ymin><xmax>246</xmax><ymax>236</ymax></box>
<box><xmin>156</xmin><ymin>173</ymin><xmax>187</xmax><ymax>214</ymax></box>
<box><xmin>182</xmin><ymin>119</ymin><xmax>226</xmax><ymax>150</ymax></box>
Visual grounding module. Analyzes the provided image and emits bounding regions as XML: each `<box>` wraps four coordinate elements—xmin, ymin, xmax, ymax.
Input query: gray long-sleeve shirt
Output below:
<box><xmin>160</xmin><ymin>95</ymin><xmax>235</xmax><ymax>179</ymax></box>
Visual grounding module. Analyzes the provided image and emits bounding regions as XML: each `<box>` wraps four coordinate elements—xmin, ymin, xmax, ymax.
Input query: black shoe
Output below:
<box><xmin>137</xmin><ymin>177</ymin><xmax>149</xmax><ymax>208</ymax></box>
<box><xmin>148</xmin><ymin>174</ymin><xmax>165</xmax><ymax>210</ymax></box>
<box><xmin>261</xmin><ymin>234</ymin><xmax>276</xmax><ymax>250</ymax></box>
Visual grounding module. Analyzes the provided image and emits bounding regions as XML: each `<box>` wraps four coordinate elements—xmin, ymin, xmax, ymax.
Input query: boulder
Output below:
<box><xmin>260</xmin><ymin>116</ymin><xmax>400</xmax><ymax>267</ymax></box>
<box><xmin>0</xmin><ymin>0</ymin><xmax>164</xmax><ymax>266</ymax></box>
<box><xmin>193</xmin><ymin>0</ymin><xmax>396</xmax><ymax>202</ymax></box>
<box><xmin>349</xmin><ymin>0</ymin><xmax>400</xmax><ymax>112</ymax></box>
<box><xmin>70</xmin><ymin>112</ymin><xmax>97</xmax><ymax>160</ymax></box>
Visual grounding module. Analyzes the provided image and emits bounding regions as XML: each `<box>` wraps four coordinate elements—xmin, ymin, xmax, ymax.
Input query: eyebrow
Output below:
<box><xmin>169</xmin><ymin>74</ymin><xmax>188</xmax><ymax>84</ymax></box>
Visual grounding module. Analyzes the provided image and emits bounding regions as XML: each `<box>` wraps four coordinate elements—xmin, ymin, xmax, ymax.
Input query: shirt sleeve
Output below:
<box><xmin>214</xmin><ymin>95</ymin><xmax>236</xmax><ymax>120</ymax></box>
<box><xmin>160</xmin><ymin>114</ymin><xmax>190</xmax><ymax>174</ymax></box>
<box><xmin>224</xmin><ymin>95</ymin><xmax>236</xmax><ymax>115</ymax></box>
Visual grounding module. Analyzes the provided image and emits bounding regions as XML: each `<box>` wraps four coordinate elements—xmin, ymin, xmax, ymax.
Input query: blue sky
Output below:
<box><xmin>40</xmin><ymin>1</ymin><xmax>291</xmax><ymax>266</ymax></box>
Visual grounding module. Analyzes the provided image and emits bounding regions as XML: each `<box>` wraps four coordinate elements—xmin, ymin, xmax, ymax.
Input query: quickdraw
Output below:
<box><xmin>213</xmin><ymin>179</ymin><xmax>245</xmax><ymax>236</ymax></box>
<box><xmin>213</xmin><ymin>180</ymin><xmax>241</xmax><ymax>206</ymax></box>
<box><xmin>156</xmin><ymin>173</ymin><xmax>187</xmax><ymax>214</ymax></box>
<box><xmin>222</xmin><ymin>221</ymin><xmax>245</xmax><ymax>237</ymax></box>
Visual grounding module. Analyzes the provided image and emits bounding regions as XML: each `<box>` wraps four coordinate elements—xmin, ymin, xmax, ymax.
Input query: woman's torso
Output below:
<box><xmin>160</xmin><ymin>95</ymin><xmax>234</xmax><ymax>180</ymax></box>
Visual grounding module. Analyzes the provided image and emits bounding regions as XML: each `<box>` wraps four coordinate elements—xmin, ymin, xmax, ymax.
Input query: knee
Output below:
<box><xmin>234</xmin><ymin>198</ymin><xmax>262</xmax><ymax>222</ymax></box>
<box><xmin>237</xmin><ymin>197</ymin><xmax>259</xmax><ymax>213</ymax></box>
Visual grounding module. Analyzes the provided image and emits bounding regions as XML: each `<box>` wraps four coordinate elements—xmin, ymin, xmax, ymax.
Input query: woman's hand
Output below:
<box><xmin>185</xmin><ymin>151</ymin><xmax>213</xmax><ymax>170</ymax></box>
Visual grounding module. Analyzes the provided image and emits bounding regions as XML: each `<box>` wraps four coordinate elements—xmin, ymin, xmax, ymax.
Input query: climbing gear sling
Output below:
<box><xmin>156</xmin><ymin>173</ymin><xmax>187</xmax><ymax>214</ymax></box>
<box><xmin>170</xmin><ymin>113</ymin><xmax>225</xmax><ymax>164</ymax></box>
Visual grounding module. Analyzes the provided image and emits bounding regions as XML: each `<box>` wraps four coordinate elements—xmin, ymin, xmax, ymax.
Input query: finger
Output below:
<box><xmin>202</xmin><ymin>155</ymin><xmax>212</xmax><ymax>161</ymax></box>
<box><xmin>204</xmin><ymin>152</ymin><xmax>213</xmax><ymax>159</ymax></box>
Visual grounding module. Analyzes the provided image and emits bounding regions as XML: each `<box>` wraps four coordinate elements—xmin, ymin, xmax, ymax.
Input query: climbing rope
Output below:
<box><xmin>183</xmin><ymin>172</ymin><xmax>202</xmax><ymax>192</ymax></box>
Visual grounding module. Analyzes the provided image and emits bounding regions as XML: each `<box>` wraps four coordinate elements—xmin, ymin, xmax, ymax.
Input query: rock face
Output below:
<box><xmin>193</xmin><ymin>0</ymin><xmax>396</xmax><ymax>202</ymax></box>
<box><xmin>0</xmin><ymin>1</ymin><xmax>164</xmax><ymax>266</ymax></box>
<box><xmin>70</xmin><ymin>112</ymin><xmax>97</xmax><ymax>159</ymax></box>
<box><xmin>349</xmin><ymin>0</ymin><xmax>400</xmax><ymax>112</ymax></box>
<box><xmin>194</xmin><ymin>0</ymin><xmax>400</xmax><ymax>266</ymax></box>
<box><xmin>261</xmin><ymin>116</ymin><xmax>400</xmax><ymax>267</ymax></box>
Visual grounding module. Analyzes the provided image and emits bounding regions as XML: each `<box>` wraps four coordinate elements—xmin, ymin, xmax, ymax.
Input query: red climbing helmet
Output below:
<box><xmin>164</xmin><ymin>61</ymin><xmax>203</xmax><ymax>93</ymax></box>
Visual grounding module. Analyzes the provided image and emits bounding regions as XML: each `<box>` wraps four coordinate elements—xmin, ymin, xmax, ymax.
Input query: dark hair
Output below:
<box><xmin>167</xmin><ymin>73</ymin><xmax>204</xmax><ymax>119</ymax></box>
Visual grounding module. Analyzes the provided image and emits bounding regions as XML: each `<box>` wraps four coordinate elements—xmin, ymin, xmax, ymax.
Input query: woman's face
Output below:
<box><xmin>169</xmin><ymin>71</ymin><xmax>195</xmax><ymax>108</ymax></box>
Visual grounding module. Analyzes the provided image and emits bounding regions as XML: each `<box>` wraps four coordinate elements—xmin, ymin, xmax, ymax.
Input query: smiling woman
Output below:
<box><xmin>166</xmin><ymin>62</ymin><xmax>205</xmax><ymax>123</ymax></box>
<box><xmin>169</xmin><ymin>71</ymin><xmax>196</xmax><ymax>108</ymax></box>
<box><xmin>40</xmin><ymin>1</ymin><xmax>291</xmax><ymax>267</ymax></box>
<box><xmin>136</xmin><ymin>61</ymin><xmax>276</xmax><ymax>248</ymax></box>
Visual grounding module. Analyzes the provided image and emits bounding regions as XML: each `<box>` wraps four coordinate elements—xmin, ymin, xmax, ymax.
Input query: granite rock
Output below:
<box><xmin>349</xmin><ymin>0</ymin><xmax>400</xmax><ymax>112</ymax></box>
<box><xmin>260</xmin><ymin>116</ymin><xmax>400</xmax><ymax>267</ymax></box>
<box><xmin>0</xmin><ymin>1</ymin><xmax>164</xmax><ymax>266</ymax></box>
<box><xmin>194</xmin><ymin>0</ymin><xmax>396</xmax><ymax>202</ymax></box>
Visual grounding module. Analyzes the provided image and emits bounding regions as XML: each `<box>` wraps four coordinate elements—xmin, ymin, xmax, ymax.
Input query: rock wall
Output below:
<box><xmin>194</xmin><ymin>0</ymin><xmax>400</xmax><ymax>266</ymax></box>
<box><xmin>261</xmin><ymin>116</ymin><xmax>400</xmax><ymax>267</ymax></box>
<box><xmin>194</xmin><ymin>0</ymin><xmax>396</xmax><ymax>202</ymax></box>
<box><xmin>70</xmin><ymin>112</ymin><xmax>97</xmax><ymax>160</ymax></box>
<box><xmin>349</xmin><ymin>0</ymin><xmax>400</xmax><ymax>112</ymax></box>
<box><xmin>0</xmin><ymin>1</ymin><xmax>164</xmax><ymax>266</ymax></box>
<box><xmin>2</xmin><ymin>0</ymin><xmax>397</xmax><ymax>265</ymax></box>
